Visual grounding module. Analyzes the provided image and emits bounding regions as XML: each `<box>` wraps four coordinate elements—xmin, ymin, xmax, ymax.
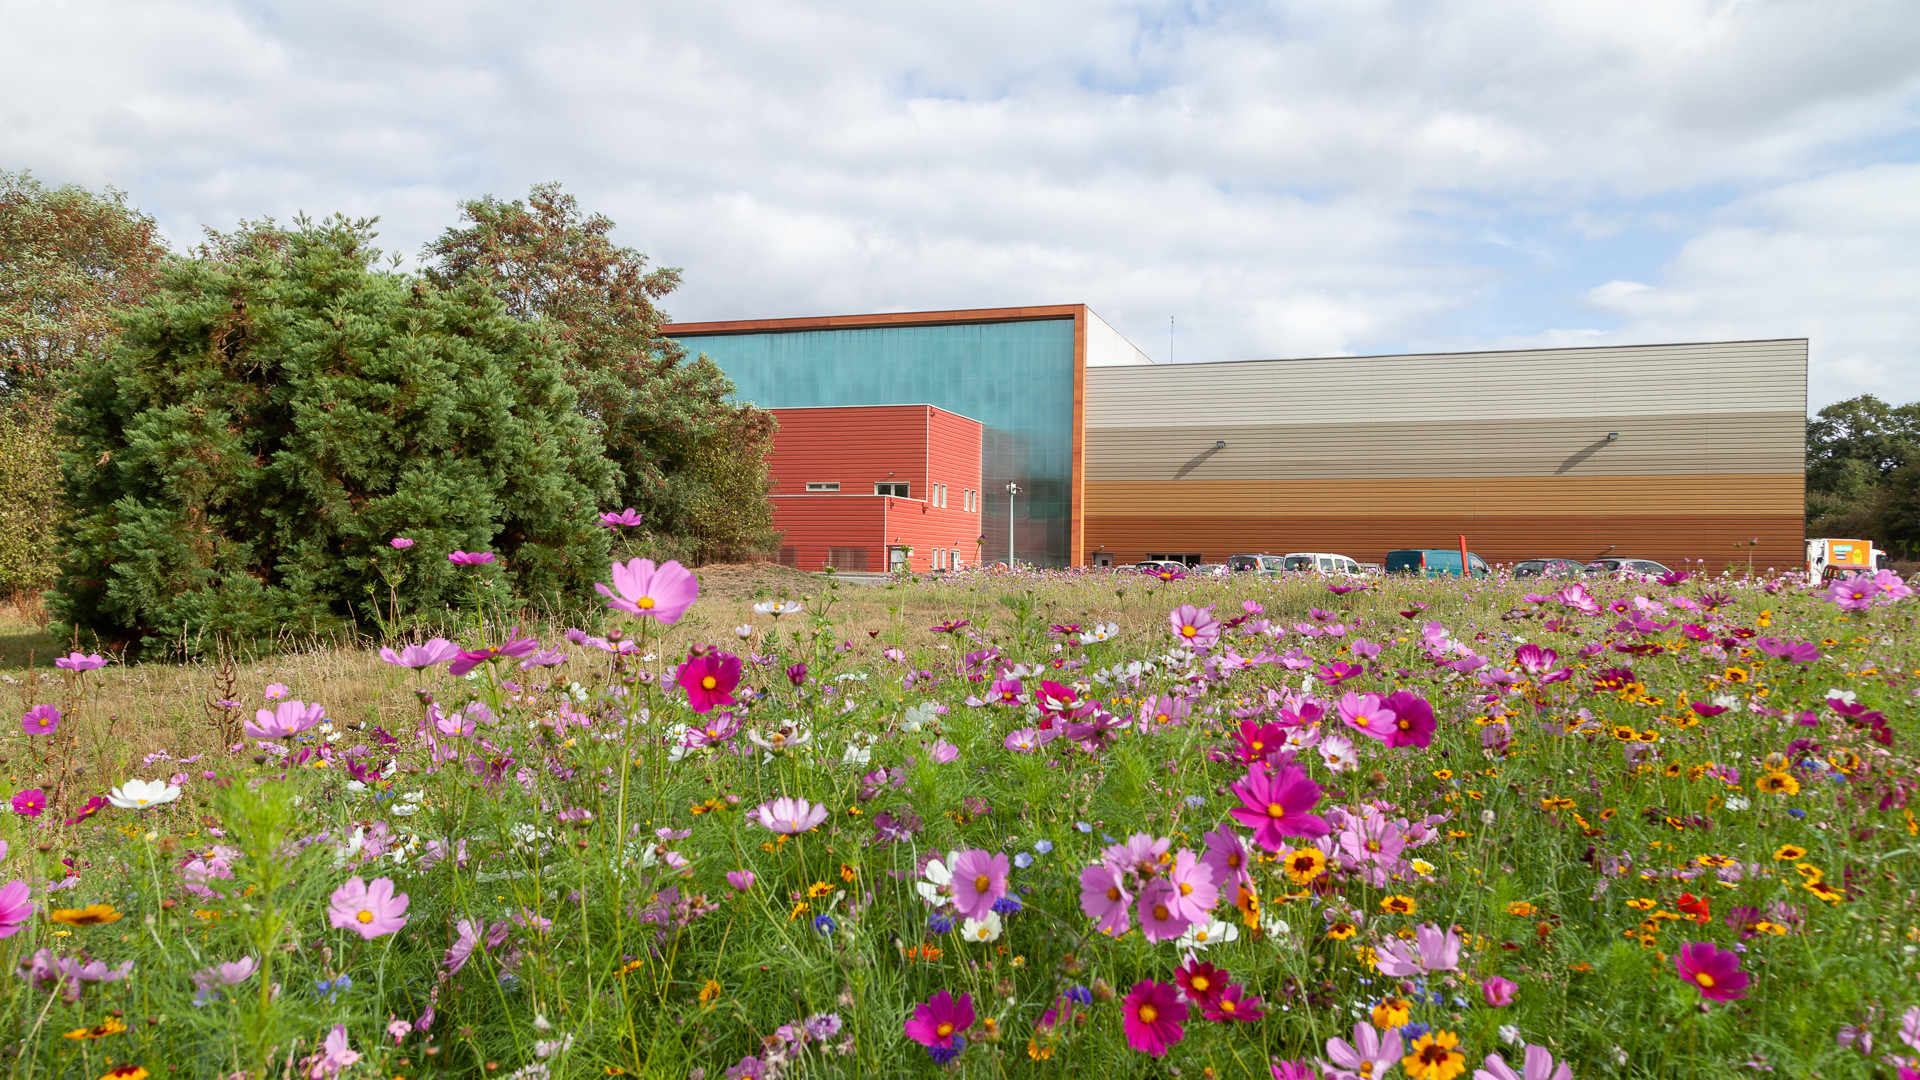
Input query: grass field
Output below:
<box><xmin>0</xmin><ymin>561</ymin><xmax>1915</xmax><ymax>1080</ymax></box>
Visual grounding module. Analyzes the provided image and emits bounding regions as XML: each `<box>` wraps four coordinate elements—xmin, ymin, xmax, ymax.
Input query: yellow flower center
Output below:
<box><xmin>701</xmin><ymin>676</ymin><xmax>717</xmax><ymax>690</ymax></box>
<box><xmin>1179</xmin><ymin>882</ymin><xmax>1193</xmax><ymax>896</ymax></box>
<box><xmin>1398</xmin><ymin>718</ymin><xmax>1411</xmax><ymax>730</ymax></box>
<box><xmin>936</xmin><ymin>1022</ymin><xmax>954</xmax><ymax>1037</ymax></box>
<box><xmin>1220</xmin><ymin>998</ymin><xmax>1235</xmax><ymax>1013</ymax></box>
<box><xmin>1138</xmin><ymin>1004</ymin><xmax>1158</xmax><ymax>1024</ymax></box>
<box><xmin>974</xmin><ymin>874</ymin><xmax>992</xmax><ymax>892</ymax></box>
<box><xmin>1181</xmin><ymin>625</ymin><xmax>1196</xmax><ymax>638</ymax></box>
<box><xmin>1228</xmin><ymin>853</ymin><xmax>1242</xmax><ymax>869</ymax></box>
<box><xmin>1266</xmin><ymin>802</ymin><xmax>1286</xmax><ymax>818</ymax></box>
<box><xmin>1153</xmin><ymin>903</ymin><xmax>1170</xmax><ymax>920</ymax></box>
<box><xmin>638</xmin><ymin>597</ymin><xmax>655</xmax><ymax>609</ymax></box>
<box><xmin>357</xmin><ymin>910</ymin><xmax>374</xmax><ymax>924</ymax></box>
<box><xmin>1191</xmin><ymin>975</ymin><xmax>1210</xmax><ymax>992</ymax></box>
<box><xmin>1696</xmin><ymin>972</ymin><xmax>1715</xmax><ymax>988</ymax></box>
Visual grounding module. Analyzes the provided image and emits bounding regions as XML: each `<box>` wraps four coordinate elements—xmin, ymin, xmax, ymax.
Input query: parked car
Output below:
<box><xmin>1283</xmin><ymin>552</ymin><xmax>1365</xmax><ymax>575</ymax></box>
<box><xmin>1513</xmin><ymin>557</ymin><xmax>1590</xmax><ymax>579</ymax></box>
<box><xmin>1586</xmin><ymin>558</ymin><xmax>1672</xmax><ymax>578</ymax></box>
<box><xmin>1135</xmin><ymin>559</ymin><xmax>1188</xmax><ymax>575</ymax></box>
<box><xmin>1385</xmin><ymin>548</ymin><xmax>1491</xmax><ymax>578</ymax></box>
<box><xmin>1227</xmin><ymin>554</ymin><xmax>1289</xmax><ymax>575</ymax></box>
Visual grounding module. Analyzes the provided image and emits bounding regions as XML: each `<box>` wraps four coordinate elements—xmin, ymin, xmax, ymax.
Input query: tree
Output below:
<box><xmin>52</xmin><ymin>215</ymin><xmax>617</xmax><ymax>653</ymax></box>
<box><xmin>0</xmin><ymin>170</ymin><xmax>169</xmax><ymax>405</ymax></box>
<box><xmin>424</xmin><ymin>184</ymin><xmax>776</xmax><ymax>562</ymax></box>
<box><xmin>1805</xmin><ymin>394</ymin><xmax>1920</xmax><ymax>555</ymax></box>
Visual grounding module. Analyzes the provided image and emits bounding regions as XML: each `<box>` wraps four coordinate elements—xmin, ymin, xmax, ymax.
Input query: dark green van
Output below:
<box><xmin>1385</xmin><ymin>549</ymin><xmax>1490</xmax><ymax>577</ymax></box>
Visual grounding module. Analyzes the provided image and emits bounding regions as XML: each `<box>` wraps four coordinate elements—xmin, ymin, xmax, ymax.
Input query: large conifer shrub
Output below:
<box><xmin>51</xmin><ymin>217</ymin><xmax>616</xmax><ymax>653</ymax></box>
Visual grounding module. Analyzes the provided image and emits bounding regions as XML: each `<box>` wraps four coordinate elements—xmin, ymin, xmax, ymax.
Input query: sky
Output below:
<box><xmin>4</xmin><ymin>0</ymin><xmax>1918</xmax><ymax>412</ymax></box>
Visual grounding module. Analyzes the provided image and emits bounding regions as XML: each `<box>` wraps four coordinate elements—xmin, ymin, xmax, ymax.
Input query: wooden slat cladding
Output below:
<box><xmin>1086</xmin><ymin>412</ymin><xmax>1804</xmax><ymax>480</ymax></box>
<box><xmin>1085</xmin><ymin>513</ymin><xmax>1805</xmax><ymax>572</ymax></box>
<box><xmin>1086</xmin><ymin>475</ymin><xmax>1804</xmax><ymax>516</ymax></box>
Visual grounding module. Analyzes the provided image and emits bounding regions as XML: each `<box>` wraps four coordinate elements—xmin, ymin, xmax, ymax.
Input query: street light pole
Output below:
<box><xmin>1004</xmin><ymin>482</ymin><xmax>1022</xmax><ymax>567</ymax></box>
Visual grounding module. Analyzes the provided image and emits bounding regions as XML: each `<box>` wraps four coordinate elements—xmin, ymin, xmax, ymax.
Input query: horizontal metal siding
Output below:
<box><xmin>769</xmin><ymin>406</ymin><xmax>933</xmax><ymax>497</ymax></box>
<box><xmin>770</xmin><ymin>496</ymin><xmax>887</xmax><ymax>572</ymax></box>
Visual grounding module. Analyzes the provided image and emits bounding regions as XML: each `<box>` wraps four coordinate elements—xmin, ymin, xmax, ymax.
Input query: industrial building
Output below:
<box><xmin>663</xmin><ymin>307</ymin><xmax>1806</xmax><ymax>574</ymax></box>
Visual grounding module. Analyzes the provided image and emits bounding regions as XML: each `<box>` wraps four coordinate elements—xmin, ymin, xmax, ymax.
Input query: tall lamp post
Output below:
<box><xmin>1004</xmin><ymin>482</ymin><xmax>1022</xmax><ymax>568</ymax></box>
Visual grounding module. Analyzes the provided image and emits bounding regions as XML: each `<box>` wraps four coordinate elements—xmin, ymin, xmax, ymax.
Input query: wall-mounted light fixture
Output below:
<box><xmin>1215</xmin><ymin>440</ymin><xmax>1227</xmax><ymax>449</ymax></box>
<box><xmin>1606</xmin><ymin>432</ymin><xmax>1619</xmax><ymax>441</ymax></box>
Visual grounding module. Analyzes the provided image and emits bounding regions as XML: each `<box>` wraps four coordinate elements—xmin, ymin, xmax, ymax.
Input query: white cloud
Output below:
<box><xmin>2</xmin><ymin>0</ymin><xmax>1918</xmax><ymax>410</ymax></box>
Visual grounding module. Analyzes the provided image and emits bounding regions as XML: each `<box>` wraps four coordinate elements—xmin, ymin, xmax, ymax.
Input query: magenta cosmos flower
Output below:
<box><xmin>598</xmin><ymin>557</ymin><xmax>699</xmax><ymax>623</ymax></box>
<box><xmin>1165</xmin><ymin>848</ymin><xmax>1218</xmax><ymax>923</ymax></box>
<box><xmin>948</xmin><ymin>849</ymin><xmax>1010</xmax><ymax>921</ymax></box>
<box><xmin>55</xmin><ymin>652</ymin><xmax>107</xmax><ymax>672</ymax></box>
<box><xmin>1325</xmin><ymin>1020</ymin><xmax>1401</xmax><ymax>1080</ymax></box>
<box><xmin>11</xmin><ymin>788</ymin><xmax>45</xmax><ymax>817</ymax></box>
<box><xmin>448</xmin><ymin>550</ymin><xmax>496</xmax><ymax>566</ymax></box>
<box><xmin>1826</xmin><ymin>575</ymin><xmax>1876</xmax><ymax>612</ymax></box>
<box><xmin>20</xmin><ymin>705</ymin><xmax>59</xmax><ymax>736</ymax></box>
<box><xmin>1227</xmin><ymin>761</ymin><xmax>1330</xmax><ymax>851</ymax></box>
<box><xmin>449</xmin><ymin>632</ymin><xmax>540</xmax><ymax>677</ymax></box>
<box><xmin>677</xmin><ymin>652</ymin><xmax>742</xmax><ymax>714</ymax></box>
<box><xmin>1168</xmin><ymin>604</ymin><xmax>1221</xmax><ymax>649</ymax></box>
<box><xmin>1481</xmin><ymin>975</ymin><xmax>1518</xmax><ymax>1007</ymax></box>
<box><xmin>903</xmin><ymin>989</ymin><xmax>974</xmax><ymax>1062</ymax></box>
<box><xmin>753</xmin><ymin>796</ymin><xmax>828</xmax><ymax>834</ymax></box>
<box><xmin>246</xmin><ymin>699</ymin><xmax>326</xmax><ymax>739</ymax></box>
<box><xmin>1135</xmin><ymin>879</ymin><xmax>1194</xmax><ymax>942</ymax></box>
<box><xmin>0</xmin><ymin>879</ymin><xmax>32</xmax><ymax>938</ymax></box>
<box><xmin>389</xmin><ymin>537</ymin><xmax>415</xmax><ymax>549</ymax></box>
<box><xmin>379</xmin><ymin>637</ymin><xmax>461</xmax><ymax>669</ymax></box>
<box><xmin>1337</xmin><ymin>692</ymin><xmax>1397</xmax><ymax>742</ymax></box>
<box><xmin>1379</xmin><ymin>690</ymin><xmax>1435</xmax><ymax>749</ymax></box>
<box><xmin>328</xmin><ymin>876</ymin><xmax>410</xmax><ymax>939</ymax></box>
<box><xmin>1121</xmin><ymin>979</ymin><xmax>1188</xmax><ymax>1057</ymax></box>
<box><xmin>599</xmin><ymin>507</ymin><xmax>644</xmax><ymax>528</ymax></box>
<box><xmin>1674</xmin><ymin>940</ymin><xmax>1748</xmax><ymax>1001</ymax></box>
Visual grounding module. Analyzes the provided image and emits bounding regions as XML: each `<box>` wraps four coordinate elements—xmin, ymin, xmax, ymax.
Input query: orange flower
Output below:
<box><xmin>50</xmin><ymin>904</ymin><xmax>122</xmax><ymax>927</ymax></box>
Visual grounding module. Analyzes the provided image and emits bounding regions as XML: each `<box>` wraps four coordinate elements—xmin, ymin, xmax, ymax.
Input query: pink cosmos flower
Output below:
<box><xmin>1481</xmin><ymin>975</ymin><xmax>1518</xmax><ymax>1007</ymax></box>
<box><xmin>597</xmin><ymin>557</ymin><xmax>700</xmax><ymax>623</ymax></box>
<box><xmin>1324</xmin><ymin>1020</ymin><xmax>1401</xmax><ymax>1080</ymax></box>
<box><xmin>1234</xmin><ymin>719</ymin><xmax>1286</xmax><ymax>763</ymax></box>
<box><xmin>599</xmin><ymin>507</ymin><xmax>644</xmax><ymax>528</ymax></box>
<box><xmin>1674</xmin><ymin>940</ymin><xmax>1748</xmax><ymax>1001</ymax></box>
<box><xmin>304</xmin><ymin>1023</ymin><xmax>361</xmax><ymax>1078</ymax></box>
<box><xmin>1121</xmin><ymin>979</ymin><xmax>1188</xmax><ymax>1057</ymax></box>
<box><xmin>1135</xmin><ymin>879</ymin><xmax>1194</xmax><ymax>942</ymax></box>
<box><xmin>327</xmin><ymin>876</ymin><xmax>410</xmax><ymax>939</ymax></box>
<box><xmin>1200</xmin><ymin>824</ymin><xmax>1254</xmax><ymax>891</ymax></box>
<box><xmin>1078</xmin><ymin>864</ymin><xmax>1133</xmax><ymax>936</ymax></box>
<box><xmin>1168</xmin><ymin>604</ymin><xmax>1221</xmax><ymax>649</ymax></box>
<box><xmin>1201</xmin><ymin>981</ymin><xmax>1265</xmax><ymax>1023</ymax></box>
<box><xmin>1826</xmin><ymin>574</ymin><xmax>1876</xmax><ymax>611</ymax></box>
<box><xmin>1176</xmin><ymin>957</ymin><xmax>1230</xmax><ymax>1006</ymax></box>
<box><xmin>988</xmin><ymin>677</ymin><xmax>1023</xmax><ymax>705</ymax></box>
<box><xmin>948</xmin><ymin>850</ymin><xmax>1010</xmax><ymax>921</ymax></box>
<box><xmin>1379</xmin><ymin>690</ymin><xmax>1435</xmax><ymax>749</ymax></box>
<box><xmin>1139</xmin><ymin>694</ymin><xmax>1192</xmax><ymax>731</ymax></box>
<box><xmin>677</xmin><ymin>652</ymin><xmax>742</xmax><ymax>713</ymax></box>
<box><xmin>1336</xmin><ymin>692</ymin><xmax>1397</xmax><ymax>741</ymax></box>
<box><xmin>448</xmin><ymin>550</ymin><xmax>496</xmax><ymax>565</ymax></box>
<box><xmin>0</xmin><ymin>879</ymin><xmax>32</xmax><ymax>938</ymax></box>
<box><xmin>389</xmin><ymin>537</ymin><xmax>415</xmax><ymax>549</ymax></box>
<box><xmin>753</xmin><ymin>796</ymin><xmax>828</xmax><ymax>834</ymax></box>
<box><xmin>64</xmin><ymin>795</ymin><xmax>107</xmax><ymax>825</ymax></box>
<box><xmin>20</xmin><ymin>705</ymin><xmax>59</xmax><ymax>736</ymax></box>
<box><xmin>903</xmin><ymin>989</ymin><xmax>975</xmax><ymax>1055</ymax></box>
<box><xmin>247</xmin><ymin>699</ymin><xmax>326</xmax><ymax>739</ymax></box>
<box><xmin>1375</xmin><ymin>923</ymin><xmax>1461</xmax><ymax>976</ymax></box>
<box><xmin>449</xmin><ymin>632</ymin><xmax>541</xmax><ymax>677</ymax></box>
<box><xmin>1165</xmin><ymin>849</ymin><xmax>1218</xmax><ymax>923</ymax></box>
<box><xmin>1473</xmin><ymin>1045</ymin><xmax>1572</xmax><ymax>1080</ymax></box>
<box><xmin>1227</xmin><ymin>761</ymin><xmax>1330</xmax><ymax>851</ymax></box>
<box><xmin>726</xmin><ymin>870</ymin><xmax>756</xmax><ymax>891</ymax></box>
<box><xmin>378</xmin><ymin>638</ymin><xmax>462</xmax><ymax>669</ymax></box>
<box><xmin>54</xmin><ymin>652</ymin><xmax>107</xmax><ymax>672</ymax></box>
<box><xmin>929</xmin><ymin>739</ymin><xmax>961</xmax><ymax>763</ymax></box>
<box><xmin>11</xmin><ymin>788</ymin><xmax>45</xmax><ymax>816</ymax></box>
<box><xmin>1271</xmin><ymin>1061</ymin><xmax>1321</xmax><ymax>1080</ymax></box>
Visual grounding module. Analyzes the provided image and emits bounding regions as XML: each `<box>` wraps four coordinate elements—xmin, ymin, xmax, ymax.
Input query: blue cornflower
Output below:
<box><xmin>927</xmin><ymin>1036</ymin><xmax>965</xmax><ymax>1064</ymax></box>
<box><xmin>1184</xmin><ymin>795</ymin><xmax>1206</xmax><ymax>808</ymax></box>
<box><xmin>1033</xmin><ymin>839</ymin><xmax>1053</xmax><ymax>854</ymax></box>
<box><xmin>1064</xmin><ymin>985</ymin><xmax>1092</xmax><ymax>1005</ymax></box>
<box><xmin>927</xmin><ymin>913</ymin><xmax>954</xmax><ymax>935</ymax></box>
<box><xmin>1014</xmin><ymin>852</ymin><xmax>1034</xmax><ymax>869</ymax></box>
<box><xmin>812</xmin><ymin>914</ymin><xmax>837</xmax><ymax>935</ymax></box>
<box><xmin>314</xmin><ymin>975</ymin><xmax>352</xmax><ymax>1002</ymax></box>
<box><xmin>1400</xmin><ymin>1021</ymin><xmax>1430</xmax><ymax>1041</ymax></box>
<box><xmin>1075</xmin><ymin>821</ymin><xmax>1092</xmax><ymax>833</ymax></box>
<box><xmin>991</xmin><ymin>895</ymin><xmax>1023</xmax><ymax>916</ymax></box>
<box><xmin>1787</xmin><ymin>808</ymin><xmax>1807</xmax><ymax>818</ymax></box>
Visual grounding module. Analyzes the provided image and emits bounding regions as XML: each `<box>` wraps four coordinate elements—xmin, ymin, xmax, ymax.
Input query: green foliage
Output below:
<box><xmin>1806</xmin><ymin>394</ymin><xmax>1920</xmax><ymax>556</ymax></box>
<box><xmin>424</xmin><ymin>184</ymin><xmax>778</xmax><ymax>563</ymax></box>
<box><xmin>0</xmin><ymin>401</ymin><xmax>65</xmax><ymax>597</ymax></box>
<box><xmin>49</xmin><ymin>215</ymin><xmax>617</xmax><ymax>653</ymax></box>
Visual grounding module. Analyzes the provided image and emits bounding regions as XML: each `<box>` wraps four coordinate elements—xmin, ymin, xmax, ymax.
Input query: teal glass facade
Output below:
<box><xmin>670</xmin><ymin>319</ymin><xmax>1076</xmax><ymax>567</ymax></box>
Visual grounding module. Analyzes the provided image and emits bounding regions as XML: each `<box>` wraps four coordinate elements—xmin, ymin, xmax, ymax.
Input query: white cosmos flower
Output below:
<box><xmin>915</xmin><ymin>851</ymin><xmax>959</xmax><ymax>906</ymax></box>
<box><xmin>734</xmin><ymin>624</ymin><xmax>754</xmax><ymax>639</ymax></box>
<box><xmin>961</xmin><ymin>912</ymin><xmax>1004</xmax><ymax>942</ymax></box>
<box><xmin>1177</xmin><ymin>918</ymin><xmax>1238</xmax><ymax>952</ymax></box>
<box><xmin>1724</xmin><ymin>796</ymin><xmax>1751</xmax><ymax>811</ymax></box>
<box><xmin>753</xmin><ymin>600</ymin><xmax>803</xmax><ymax>617</ymax></box>
<box><xmin>108</xmin><ymin>778</ymin><xmax>181</xmax><ymax>810</ymax></box>
<box><xmin>841</xmin><ymin>733</ymin><xmax>876</xmax><ymax>765</ymax></box>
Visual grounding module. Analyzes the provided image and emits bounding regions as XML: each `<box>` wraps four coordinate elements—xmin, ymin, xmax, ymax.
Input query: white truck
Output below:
<box><xmin>1807</xmin><ymin>538</ymin><xmax>1884</xmax><ymax>585</ymax></box>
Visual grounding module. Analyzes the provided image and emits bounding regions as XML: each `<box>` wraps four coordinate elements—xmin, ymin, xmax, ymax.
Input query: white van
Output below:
<box><xmin>1282</xmin><ymin>552</ymin><xmax>1364</xmax><ymax>576</ymax></box>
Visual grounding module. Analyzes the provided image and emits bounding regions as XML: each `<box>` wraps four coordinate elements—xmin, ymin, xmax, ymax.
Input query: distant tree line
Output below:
<box><xmin>0</xmin><ymin>171</ymin><xmax>777</xmax><ymax>652</ymax></box>
<box><xmin>1807</xmin><ymin>394</ymin><xmax>1920</xmax><ymax>559</ymax></box>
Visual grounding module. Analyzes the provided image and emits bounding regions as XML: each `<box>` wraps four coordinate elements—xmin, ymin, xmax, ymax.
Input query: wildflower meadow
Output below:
<box><xmin>2</xmin><ymin>539</ymin><xmax>1918</xmax><ymax>1080</ymax></box>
